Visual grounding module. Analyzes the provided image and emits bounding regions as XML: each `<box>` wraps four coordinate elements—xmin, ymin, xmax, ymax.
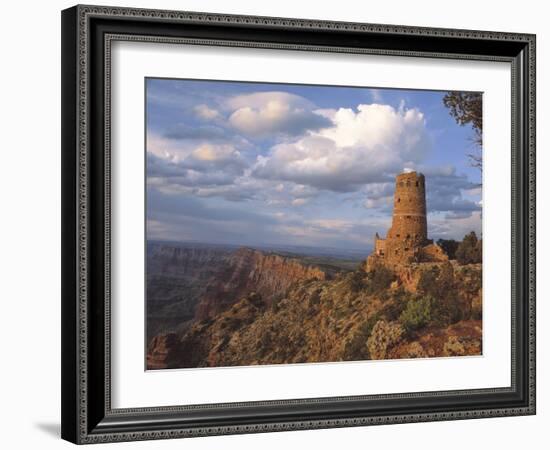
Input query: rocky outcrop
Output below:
<box><xmin>419</xmin><ymin>243</ymin><xmax>449</xmax><ymax>263</ymax></box>
<box><xmin>395</xmin><ymin>261</ymin><xmax>451</xmax><ymax>293</ymax></box>
<box><xmin>388</xmin><ymin>320</ymin><xmax>482</xmax><ymax>359</ymax></box>
<box><xmin>146</xmin><ymin>333</ymin><xmax>180</xmax><ymax>369</ymax></box>
<box><xmin>194</xmin><ymin>248</ymin><xmax>326</xmax><ymax>321</ymax></box>
<box><xmin>367</xmin><ymin>321</ymin><xmax>405</xmax><ymax>360</ymax></box>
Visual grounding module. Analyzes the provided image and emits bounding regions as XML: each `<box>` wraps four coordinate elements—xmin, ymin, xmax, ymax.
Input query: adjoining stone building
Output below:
<box><xmin>366</xmin><ymin>171</ymin><xmax>447</xmax><ymax>271</ymax></box>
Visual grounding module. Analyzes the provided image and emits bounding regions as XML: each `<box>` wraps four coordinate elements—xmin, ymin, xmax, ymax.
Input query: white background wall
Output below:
<box><xmin>0</xmin><ymin>0</ymin><xmax>545</xmax><ymax>448</ymax></box>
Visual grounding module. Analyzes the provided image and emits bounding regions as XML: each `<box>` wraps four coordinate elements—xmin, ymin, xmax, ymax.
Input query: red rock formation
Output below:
<box><xmin>388</xmin><ymin>320</ymin><xmax>482</xmax><ymax>359</ymax></box>
<box><xmin>194</xmin><ymin>248</ymin><xmax>326</xmax><ymax>321</ymax></box>
<box><xmin>146</xmin><ymin>333</ymin><xmax>179</xmax><ymax>370</ymax></box>
<box><xmin>420</xmin><ymin>243</ymin><xmax>449</xmax><ymax>262</ymax></box>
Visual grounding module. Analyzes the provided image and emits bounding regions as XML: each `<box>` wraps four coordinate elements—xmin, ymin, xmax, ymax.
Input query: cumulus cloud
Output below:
<box><xmin>185</xmin><ymin>144</ymin><xmax>247</xmax><ymax>171</ymax></box>
<box><xmin>227</xmin><ymin>91</ymin><xmax>332</xmax><ymax>137</ymax></box>
<box><xmin>194</xmin><ymin>104</ymin><xmax>221</xmax><ymax>120</ymax></box>
<box><xmin>252</xmin><ymin>103</ymin><xmax>430</xmax><ymax>192</ymax></box>
<box><xmin>147</xmin><ymin>140</ymin><xmax>248</xmax><ymax>193</ymax></box>
<box><xmin>291</xmin><ymin>198</ymin><xmax>309</xmax><ymax>206</ymax></box>
<box><xmin>148</xmin><ymin>154</ymin><xmax>238</xmax><ymax>187</ymax></box>
<box><xmin>226</xmin><ymin>91</ymin><xmax>310</xmax><ymax>111</ymax></box>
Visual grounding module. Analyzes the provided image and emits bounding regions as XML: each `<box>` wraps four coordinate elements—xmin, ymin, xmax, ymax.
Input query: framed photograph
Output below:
<box><xmin>61</xmin><ymin>5</ymin><xmax>536</xmax><ymax>444</ymax></box>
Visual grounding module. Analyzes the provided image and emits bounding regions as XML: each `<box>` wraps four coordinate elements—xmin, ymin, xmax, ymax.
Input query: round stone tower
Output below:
<box><xmin>365</xmin><ymin>170</ymin><xmax>447</xmax><ymax>271</ymax></box>
<box><xmin>380</xmin><ymin>171</ymin><xmax>429</xmax><ymax>266</ymax></box>
<box><xmin>387</xmin><ymin>171</ymin><xmax>427</xmax><ymax>246</ymax></box>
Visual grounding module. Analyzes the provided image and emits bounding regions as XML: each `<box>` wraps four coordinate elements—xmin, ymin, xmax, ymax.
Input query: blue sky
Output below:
<box><xmin>146</xmin><ymin>78</ymin><xmax>482</xmax><ymax>252</ymax></box>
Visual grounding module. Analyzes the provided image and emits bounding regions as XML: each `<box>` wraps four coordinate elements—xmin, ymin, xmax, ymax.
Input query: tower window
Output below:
<box><xmin>415</xmin><ymin>181</ymin><xmax>419</xmax><ymax>187</ymax></box>
<box><xmin>397</xmin><ymin>197</ymin><xmax>401</xmax><ymax>203</ymax></box>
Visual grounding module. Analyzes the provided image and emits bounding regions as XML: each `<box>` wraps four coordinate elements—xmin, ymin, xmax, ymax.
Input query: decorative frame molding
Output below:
<box><xmin>61</xmin><ymin>4</ymin><xmax>536</xmax><ymax>444</ymax></box>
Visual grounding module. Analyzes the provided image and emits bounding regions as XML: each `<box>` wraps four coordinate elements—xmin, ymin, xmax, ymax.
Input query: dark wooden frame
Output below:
<box><xmin>61</xmin><ymin>4</ymin><xmax>536</xmax><ymax>444</ymax></box>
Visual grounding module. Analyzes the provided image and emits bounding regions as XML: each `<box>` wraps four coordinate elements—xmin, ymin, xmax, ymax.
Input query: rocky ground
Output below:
<box><xmin>147</xmin><ymin>249</ymin><xmax>482</xmax><ymax>369</ymax></box>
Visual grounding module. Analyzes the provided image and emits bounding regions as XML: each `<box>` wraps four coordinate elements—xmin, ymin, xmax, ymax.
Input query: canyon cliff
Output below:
<box><xmin>194</xmin><ymin>247</ymin><xmax>327</xmax><ymax>321</ymax></box>
<box><xmin>146</xmin><ymin>243</ymin><xmax>232</xmax><ymax>339</ymax></box>
<box><xmin>147</xmin><ymin>243</ymin><xmax>332</xmax><ymax>343</ymax></box>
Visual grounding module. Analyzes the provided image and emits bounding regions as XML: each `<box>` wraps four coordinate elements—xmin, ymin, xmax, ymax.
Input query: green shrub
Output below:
<box><xmin>399</xmin><ymin>296</ymin><xmax>434</xmax><ymax>334</ymax></box>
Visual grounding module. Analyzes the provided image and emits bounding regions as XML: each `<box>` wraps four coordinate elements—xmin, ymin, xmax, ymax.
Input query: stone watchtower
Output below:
<box><xmin>387</xmin><ymin>171</ymin><xmax>428</xmax><ymax>248</ymax></box>
<box><xmin>367</xmin><ymin>171</ymin><xmax>447</xmax><ymax>270</ymax></box>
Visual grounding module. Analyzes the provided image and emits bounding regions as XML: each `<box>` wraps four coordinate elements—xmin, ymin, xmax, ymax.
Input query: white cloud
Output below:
<box><xmin>190</xmin><ymin>144</ymin><xmax>241</xmax><ymax>164</ymax></box>
<box><xmin>252</xmin><ymin>103</ymin><xmax>431</xmax><ymax>192</ymax></box>
<box><xmin>147</xmin><ymin>134</ymin><xmax>249</xmax><ymax>193</ymax></box>
<box><xmin>291</xmin><ymin>198</ymin><xmax>308</xmax><ymax>206</ymax></box>
<box><xmin>194</xmin><ymin>104</ymin><xmax>221</xmax><ymax>120</ymax></box>
<box><xmin>227</xmin><ymin>91</ymin><xmax>332</xmax><ymax>137</ymax></box>
<box><xmin>317</xmin><ymin>104</ymin><xmax>428</xmax><ymax>160</ymax></box>
<box><xmin>226</xmin><ymin>91</ymin><xmax>312</xmax><ymax>111</ymax></box>
<box><xmin>147</xmin><ymin>133</ymin><xmax>194</xmax><ymax>162</ymax></box>
<box><xmin>147</xmin><ymin>132</ymin><xmax>246</xmax><ymax>169</ymax></box>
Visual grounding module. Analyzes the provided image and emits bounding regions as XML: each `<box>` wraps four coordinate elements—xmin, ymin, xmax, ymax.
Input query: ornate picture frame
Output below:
<box><xmin>61</xmin><ymin>5</ymin><xmax>536</xmax><ymax>444</ymax></box>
